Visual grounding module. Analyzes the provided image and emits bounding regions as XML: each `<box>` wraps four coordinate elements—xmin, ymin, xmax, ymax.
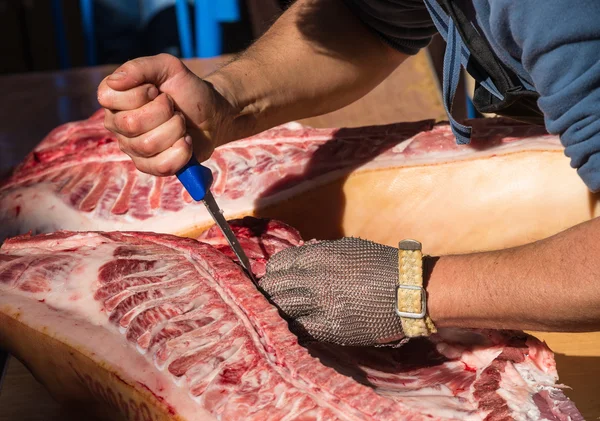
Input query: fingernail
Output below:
<box><xmin>147</xmin><ymin>86</ymin><xmax>158</xmax><ymax>100</ymax></box>
<box><xmin>108</xmin><ymin>71</ymin><xmax>126</xmax><ymax>81</ymax></box>
<box><xmin>184</xmin><ymin>135</ymin><xmax>193</xmax><ymax>145</ymax></box>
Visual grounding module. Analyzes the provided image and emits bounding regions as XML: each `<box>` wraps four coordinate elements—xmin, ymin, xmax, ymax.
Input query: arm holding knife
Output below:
<box><xmin>97</xmin><ymin>0</ymin><xmax>407</xmax><ymax>176</ymax></box>
<box><xmin>98</xmin><ymin>0</ymin><xmax>600</xmax><ymax>346</ymax></box>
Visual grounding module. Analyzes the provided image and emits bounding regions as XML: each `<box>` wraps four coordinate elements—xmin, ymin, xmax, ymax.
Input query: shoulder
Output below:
<box><xmin>477</xmin><ymin>0</ymin><xmax>600</xmax><ymax>192</ymax></box>
<box><xmin>480</xmin><ymin>0</ymin><xmax>600</xmax><ymax>62</ymax></box>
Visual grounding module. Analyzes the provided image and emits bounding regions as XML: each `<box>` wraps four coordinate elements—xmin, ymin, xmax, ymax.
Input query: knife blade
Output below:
<box><xmin>202</xmin><ymin>191</ymin><xmax>256</xmax><ymax>283</ymax></box>
<box><xmin>176</xmin><ymin>155</ymin><xmax>256</xmax><ymax>283</ymax></box>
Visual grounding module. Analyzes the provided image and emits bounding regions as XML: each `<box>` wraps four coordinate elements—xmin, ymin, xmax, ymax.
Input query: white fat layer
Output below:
<box><xmin>2</xmin><ymin>240</ymin><xmax>112</xmax><ymax>326</ymax></box>
<box><xmin>0</xmin><ymin>140</ymin><xmax>567</xmax><ymax>243</ymax></box>
<box><xmin>497</xmin><ymin>361</ymin><xmax>559</xmax><ymax>421</ymax></box>
<box><xmin>463</xmin><ymin>348</ymin><xmax>503</xmax><ymax>375</ymax></box>
<box><xmin>384</xmin><ymin>396</ymin><xmax>484</xmax><ymax>421</ymax></box>
<box><xmin>1</xmin><ymin>239</ymin><xmax>394</xmax><ymax>421</ymax></box>
<box><xmin>376</xmin><ymin>383</ymin><xmax>475</xmax><ymax>412</ymax></box>
<box><xmin>44</xmin><ymin>248</ymin><xmax>108</xmax><ymax>326</ymax></box>
<box><xmin>0</xmin><ymin>293</ymin><xmax>210</xmax><ymax>421</ymax></box>
<box><xmin>0</xmin><ymin>243</ymin><xmax>574</xmax><ymax>421</ymax></box>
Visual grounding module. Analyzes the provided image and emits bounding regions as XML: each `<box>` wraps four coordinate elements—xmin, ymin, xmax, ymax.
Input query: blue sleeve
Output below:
<box><xmin>483</xmin><ymin>0</ymin><xmax>600</xmax><ymax>192</ymax></box>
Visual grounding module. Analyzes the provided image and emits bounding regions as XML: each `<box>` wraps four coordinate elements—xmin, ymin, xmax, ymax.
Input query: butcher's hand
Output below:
<box><xmin>260</xmin><ymin>238</ymin><xmax>404</xmax><ymax>346</ymax></box>
<box><xmin>97</xmin><ymin>54</ymin><xmax>235</xmax><ymax>176</ymax></box>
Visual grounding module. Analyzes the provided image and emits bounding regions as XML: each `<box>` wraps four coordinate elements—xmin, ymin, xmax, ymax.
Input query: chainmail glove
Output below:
<box><xmin>259</xmin><ymin>237</ymin><xmax>403</xmax><ymax>346</ymax></box>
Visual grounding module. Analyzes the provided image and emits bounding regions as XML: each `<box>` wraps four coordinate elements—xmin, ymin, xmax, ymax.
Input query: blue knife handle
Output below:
<box><xmin>176</xmin><ymin>156</ymin><xmax>214</xmax><ymax>201</ymax></box>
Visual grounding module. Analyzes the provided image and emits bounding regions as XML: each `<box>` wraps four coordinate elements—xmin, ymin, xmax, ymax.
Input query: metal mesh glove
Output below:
<box><xmin>259</xmin><ymin>237</ymin><xmax>403</xmax><ymax>346</ymax></box>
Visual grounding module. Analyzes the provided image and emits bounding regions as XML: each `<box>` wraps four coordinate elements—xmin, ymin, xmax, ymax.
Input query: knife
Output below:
<box><xmin>176</xmin><ymin>156</ymin><xmax>256</xmax><ymax>284</ymax></box>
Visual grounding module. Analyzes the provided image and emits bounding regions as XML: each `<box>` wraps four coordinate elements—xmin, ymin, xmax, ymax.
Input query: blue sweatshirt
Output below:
<box><xmin>344</xmin><ymin>0</ymin><xmax>600</xmax><ymax>192</ymax></box>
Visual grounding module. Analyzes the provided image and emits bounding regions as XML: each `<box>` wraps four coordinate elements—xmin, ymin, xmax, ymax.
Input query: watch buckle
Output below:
<box><xmin>396</xmin><ymin>284</ymin><xmax>427</xmax><ymax>319</ymax></box>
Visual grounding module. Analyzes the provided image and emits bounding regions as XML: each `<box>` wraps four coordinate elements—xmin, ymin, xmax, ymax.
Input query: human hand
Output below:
<box><xmin>97</xmin><ymin>53</ymin><xmax>233</xmax><ymax>176</ymax></box>
<box><xmin>260</xmin><ymin>237</ymin><xmax>404</xmax><ymax>346</ymax></box>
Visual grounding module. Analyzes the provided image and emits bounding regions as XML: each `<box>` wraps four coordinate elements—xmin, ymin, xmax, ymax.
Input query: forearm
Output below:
<box><xmin>205</xmin><ymin>0</ymin><xmax>407</xmax><ymax>143</ymax></box>
<box><xmin>428</xmin><ymin>217</ymin><xmax>600</xmax><ymax>332</ymax></box>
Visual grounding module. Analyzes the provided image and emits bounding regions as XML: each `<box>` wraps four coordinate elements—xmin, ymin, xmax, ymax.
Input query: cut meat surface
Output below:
<box><xmin>198</xmin><ymin>217</ymin><xmax>304</xmax><ymax>277</ymax></box>
<box><xmin>1</xmin><ymin>111</ymin><xmax>597</xmax><ymax>258</ymax></box>
<box><xmin>0</xmin><ymin>218</ymin><xmax>583</xmax><ymax>420</ymax></box>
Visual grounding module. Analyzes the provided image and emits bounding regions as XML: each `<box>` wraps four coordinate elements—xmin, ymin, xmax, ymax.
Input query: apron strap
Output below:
<box><xmin>443</xmin><ymin>19</ymin><xmax>471</xmax><ymax>144</ymax></box>
<box><xmin>423</xmin><ymin>0</ymin><xmax>505</xmax><ymax>144</ymax></box>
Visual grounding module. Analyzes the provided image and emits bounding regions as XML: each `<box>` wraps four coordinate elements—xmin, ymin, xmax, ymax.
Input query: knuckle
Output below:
<box><xmin>156</xmin><ymin>53</ymin><xmax>174</xmax><ymax>62</ymax></box>
<box><xmin>137</xmin><ymin>136</ymin><xmax>159</xmax><ymax>157</ymax></box>
<box><xmin>158</xmin><ymin>53</ymin><xmax>182</xmax><ymax>68</ymax></box>
<box><xmin>154</xmin><ymin>158</ymin><xmax>176</xmax><ymax>177</ymax></box>
<box><xmin>118</xmin><ymin>113</ymin><xmax>139</xmax><ymax>135</ymax></box>
<box><xmin>152</xmin><ymin>95</ymin><xmax>173</xmax><ymax>122</ymax></box>
<box><xmin>137</xmin><ymin>83</ymin><xmax>154</xmax><ymax>103</ymax></box>
<box><xmin>158</xmin><ymin>53</ymin><xmax>188</xmax><ymax>79</ymax></box>
<box><xmin>130</xmin><ymin>156</ymin><xmax>149</xmax><ymax>174</ymax></box>
<box><xmin>121</xmin><ymin>58</ymin><xmax>140</xmax><ymax>73</ymax></box>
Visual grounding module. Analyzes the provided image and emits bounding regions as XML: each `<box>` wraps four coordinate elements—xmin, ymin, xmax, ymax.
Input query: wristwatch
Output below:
<box><xmin>396</xmin><ymin>239</ymin><xmax>437</xmax><ymax>337</ymax></box>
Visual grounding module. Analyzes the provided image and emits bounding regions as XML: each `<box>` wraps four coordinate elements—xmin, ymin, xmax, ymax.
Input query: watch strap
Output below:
<box><xmin>396</xmin><ymin>239</ymin><xmax>437</xmax><ymax>337</ymax></box>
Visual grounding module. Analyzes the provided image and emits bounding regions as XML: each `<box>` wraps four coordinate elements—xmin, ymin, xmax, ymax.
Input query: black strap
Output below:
<box><xmin>437</xmin><ymin>0</ymin><xmax>545</xmax><ymax>126</ymax></box>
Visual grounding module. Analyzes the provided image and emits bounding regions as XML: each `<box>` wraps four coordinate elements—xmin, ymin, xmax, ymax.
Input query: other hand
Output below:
<box><xmin>97</xmin><ymin>54</ymin><xmax>233</xmax><ymax>176</ymax></box>
<box><xmin>260</xmin><ymin>237</ymin><xmax>404</xmax><ymax>346</ymax></box>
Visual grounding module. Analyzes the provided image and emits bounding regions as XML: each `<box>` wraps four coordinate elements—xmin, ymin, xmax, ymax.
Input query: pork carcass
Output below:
<box><xmin>1</xmin><ymin>110</ymin><xmax>597</xmax><ymax>256</ymax></box>
<box><xmin>0</xmin><ymin>218</ymin><xmax>583</xmax><ymax>420</ymax></box>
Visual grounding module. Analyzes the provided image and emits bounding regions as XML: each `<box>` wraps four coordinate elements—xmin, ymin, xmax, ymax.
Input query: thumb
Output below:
<box><xmin>105</xmin><ymin>53</ymin><xmax>189</xmax><ymax>92</ymax></box>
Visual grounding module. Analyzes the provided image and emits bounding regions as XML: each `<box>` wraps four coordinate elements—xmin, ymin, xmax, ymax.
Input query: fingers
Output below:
<box><xmin>98</xmin><ymin>81</ymin><xmax>158</xmax><ymax>111</ymax></box>
<box><xmin>272</xmin><ymin>287</ymin><xmax>318</xmax><ymax>319</ymax></box>
<box><xmin>97</xmin><ymin>54</ymin><xmax>202</xmax><ymax>177</ymax></box>
<box><xmin>259</xmin><ymin>271</ymin><xmax>318</xmax><ymax>317</ymax></box>
<box><xmin>105</xmin><ymin>53</ymin><xmax>188</xmax><ymax>92</ymax></box>
<box><xmin>97</xmin><ymin>53</ymin><xmax>187</xmax><ymax>112</ymax></box>
<box><xmin>117</xmin><ymin>111</ymin><xmax>187</xmax><ymax>158</ymax></box>
<box><xmin>265</xmin><ymin>242</ymin><xmax>332</xmax><ymax>274</ymax></box>
<box><xmin>106</xmin><ymin>93</ymin><xmax>175</xmax><ymax>138</ymax></box>
<box><xmin>102</xmin><ymin>92</ymin><xmax>191</xmax><ymax>176</ymax></box>
<box><xmin>264</xmin><ymin>246</ymin><xmax>306</xmax><ymax>273</ymax></box>
<box><xmin>130</xmin><ymin>137</ymin><xmax>193</xmax><ymax>177</ymax></box>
